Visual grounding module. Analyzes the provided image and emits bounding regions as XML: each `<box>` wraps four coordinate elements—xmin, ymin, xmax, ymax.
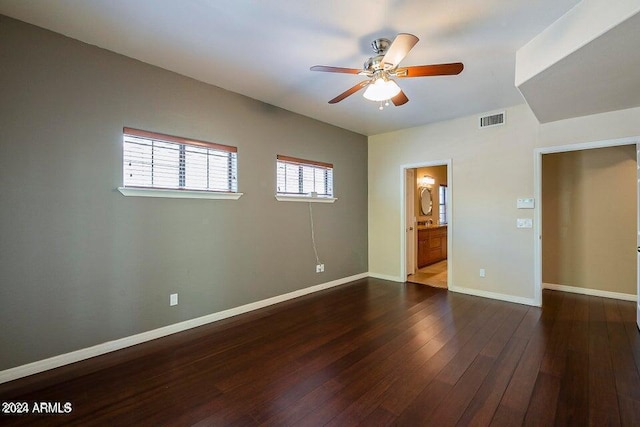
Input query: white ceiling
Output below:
<box><xmin>518</xmin><ymin>11</ymin><xmax>640</xmax><ymax>123</ymax></box>
<box><xmin>0</xmin><ymin>0</ymin><xmax>581</xmax><ymax>135</ymax></box>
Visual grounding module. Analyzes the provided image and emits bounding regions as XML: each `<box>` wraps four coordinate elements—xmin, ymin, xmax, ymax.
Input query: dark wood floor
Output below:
<box><xmin>1</xmin><ymin>278</ymin><xmax>640</xmax><ymax>426</ymax></box>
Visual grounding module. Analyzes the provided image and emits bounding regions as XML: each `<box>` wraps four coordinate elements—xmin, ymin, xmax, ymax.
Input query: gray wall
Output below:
<box><xmin>0</xmin><ymin>16</ymin><xmax>368</xmax><ymax>370</ymax></box>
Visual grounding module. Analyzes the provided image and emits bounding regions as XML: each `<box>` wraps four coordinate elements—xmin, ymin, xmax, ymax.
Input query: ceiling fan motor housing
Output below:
<box><xmin>371</xmin><ymin>38</ymin><xmax>391</xmax><ymax>54</ymax></box>
<box><xmin>365</xmin><ymin>38</ymin><xmax>396</xmax><ymax>72</ymax></box>
<box><xmin>364</xmin><ymin>55</ymin><xmax>386</xmax><ymax>72</ymax></box>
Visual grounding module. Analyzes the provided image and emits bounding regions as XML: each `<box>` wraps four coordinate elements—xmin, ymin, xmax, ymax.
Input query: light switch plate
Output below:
<box><xmin>517</xmin><ymin>218</ymin><xmax>533</xmax><ymax>228</ymax></box>
<box><xmin>517</xmin><ymin>198</ymin><xmax>535</xmax><ymax>209</ymax></box>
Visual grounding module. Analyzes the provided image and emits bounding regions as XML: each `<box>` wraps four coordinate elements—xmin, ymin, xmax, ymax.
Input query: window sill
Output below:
<box><xmin>275</xmin><ymin>195</ymin><xmax>337</xmax><ymax>203</ymax></box>
<box><xmin>118</xmin><ymin>187</ymin><xmax>243</xmax><ymax>200</ymax></box>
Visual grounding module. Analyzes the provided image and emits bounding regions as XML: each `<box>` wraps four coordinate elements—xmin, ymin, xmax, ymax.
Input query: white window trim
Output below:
<box><xmin>122</xmin><ymin>127</ymin><xmax>239</xmax><ymax>195</ymax></box>
<box><xmin>118</xmin><ymin>187</ymin><xmax>243</xmax><ymax>200</ymax></box>
<box><xmin>275</xmin><ymin>194</ymin><xmax>336</xmax><ymax>203</ymax></box>
<box><xmin>276</xmin><ymin>155</ymin><xmax>335</xmax><ymax>201</ymax></box>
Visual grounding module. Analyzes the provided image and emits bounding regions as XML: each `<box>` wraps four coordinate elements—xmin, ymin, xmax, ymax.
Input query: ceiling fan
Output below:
<box><xmin>311</xmin><ymin>33</ymin><xmax>463</xmax><ymax>109</ymax></box>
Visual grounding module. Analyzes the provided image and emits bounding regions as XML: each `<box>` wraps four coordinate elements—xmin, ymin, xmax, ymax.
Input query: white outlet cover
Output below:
<box><xmin>516</xmin><ymin>218</ymin><xmax>533</xmax><ymax>228</ymax></box>
<box><xmin>170</xmin><ymin>293</ymin><xmax>178</xmax><ymax>306</ymax></box>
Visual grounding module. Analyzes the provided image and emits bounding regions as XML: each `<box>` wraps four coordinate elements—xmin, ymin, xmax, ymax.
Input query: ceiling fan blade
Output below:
<box><xmin>391</xmin><ymin>90</ymin><xmax>409</xmax><ymax>106</ymax></box>
<box><xmin>310</xmin><ymin>65</ymin><xmax>362</xmax><ymax>74</ymax></box>
<box><xmin>395</xmin><ymin>62</ymin><xmax>464</xmax><ymax>78</ymax></box>
<box><xmin>328</xmin><ymin>81</ymin><xmax>370</xmax><ymax>104</ymax></box>
<box><xmin>382</xmin><ymin>33</ymin><xmax>419</xmax><ymax>68</ymax></box>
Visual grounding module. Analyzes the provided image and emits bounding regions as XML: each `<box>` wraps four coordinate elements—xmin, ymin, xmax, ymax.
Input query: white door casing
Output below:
<box><xmin>406</xmin><ymin>169</ymin><xmax>416</xmax><ymax>276</ymax></box>
<box><xmin>636</xmin><ymin>143</ymin><xmax>640</xmax><ymax>329</ymax></box>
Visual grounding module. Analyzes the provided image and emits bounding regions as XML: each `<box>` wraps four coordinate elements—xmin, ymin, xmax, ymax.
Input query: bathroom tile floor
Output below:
<box><xmin>407</xmin><ymin>260</ymin><xmax>447</xmax><ymax>288</ymax></box>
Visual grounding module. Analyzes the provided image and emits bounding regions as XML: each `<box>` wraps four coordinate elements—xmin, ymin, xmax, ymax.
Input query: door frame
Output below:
<box><xmin>400</xmin><ymin>159</ymin><xmax>453</xmax><ymax>284</ymax></box>
<box><xmin>405</xmin><ymin>168</ymin><xmax>416</xmax><ymax>276</ymax></box>
<box><xmin>533</xmin><ymin>136</ymin><xmax>639</xmax><ymax>307</ymax></box>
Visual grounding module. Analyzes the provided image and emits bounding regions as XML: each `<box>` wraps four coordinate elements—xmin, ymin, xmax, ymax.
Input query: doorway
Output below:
<box><xmin>402</xmin><ymin>161</ymin><xmax>452</xmax><ymax>289</ymax></box>
<box><xmin>534</xmin><ymin>137</ymin><xmax>639</xmax><ymax>309</ymax></box>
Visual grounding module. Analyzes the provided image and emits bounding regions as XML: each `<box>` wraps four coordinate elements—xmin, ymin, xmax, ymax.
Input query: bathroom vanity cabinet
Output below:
<box><xmin>417</xmin><ymin>225</ymin><xmax>447</xmax><ymax>268</ymax></box>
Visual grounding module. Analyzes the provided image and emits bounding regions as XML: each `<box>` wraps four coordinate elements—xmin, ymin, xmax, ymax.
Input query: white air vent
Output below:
<box><xmin>479</xmin><ymin>111</ymin><xmax>505</xmax><ymax>128</ymax></box>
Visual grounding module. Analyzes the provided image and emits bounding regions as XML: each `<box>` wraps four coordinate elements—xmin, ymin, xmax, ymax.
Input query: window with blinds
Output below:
<box><xmin>276</xmin><ymin>155</ymin><xmax>333</xmax><ymax>197</ymax></box>
<box><xmin>123</xmin><ymin>128</ymin><xmax>237</xmax><ymax>193</ymax></box>
<box><xmin>439</xmin><ymin>184</ymin><xmax>448</xmax><ymax>224</ymax></box>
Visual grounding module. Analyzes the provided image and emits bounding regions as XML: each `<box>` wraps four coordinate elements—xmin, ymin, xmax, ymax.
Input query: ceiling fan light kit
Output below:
<box><xmin>311</xmin><ymin>33</ymin><xmax>463</xmax><ymax>109</ymax></box>
<box><xmin>362</xmin><ymin>78</ymin><xmax>401</xmax><ymax>102</ymax></box>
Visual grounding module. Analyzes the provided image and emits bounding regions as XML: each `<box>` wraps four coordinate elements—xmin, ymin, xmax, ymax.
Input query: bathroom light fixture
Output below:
<box><xmin>420</xmin><ymin>175</ymin><xmax>435</xmax><ymax>187</ymax></box>
<box><xmin>362</xmin><ymin>78</ymin><xmax>401</xmax><ymax>102</ymax></box>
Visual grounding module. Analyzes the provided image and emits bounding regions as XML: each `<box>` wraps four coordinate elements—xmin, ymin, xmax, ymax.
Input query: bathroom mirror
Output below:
<box><xmin>420</xmin><ymin>187</ymin><xmax>432</xmax><ymax>216</ymax></box>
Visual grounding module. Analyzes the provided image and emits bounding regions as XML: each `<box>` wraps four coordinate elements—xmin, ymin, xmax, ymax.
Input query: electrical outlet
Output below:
<box><xmin>517</xmin><ymin>218</ymin><xmax>533</xmax><ymax>228</ymax></box>
<box><xmin>316</xmin><ymin>264</ymin><xmax>324</xmax><ymax>273</ymax></box>
<box><xmin>479</xmin><ymin>269</ymin><xmax>486</xmax><ymax>278</ymax></box>
<box><xmin>170</xmin><ymin>293</ymin><xmax>178</xmax><ymax>306</ymax></box>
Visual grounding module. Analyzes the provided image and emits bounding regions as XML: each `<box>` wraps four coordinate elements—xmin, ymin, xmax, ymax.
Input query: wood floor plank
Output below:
<box><xmin>523</xmin><ymin>293</ymin><xmax>588</xmax><ymax>425</ymax></box>
<box><xmin>304</xmin><ymin>297</ymin><xmax>497</xmax><ymax>425</ymax></box>
<box><xmin>378</xmin><ymin>296</ymin><xmax>500</xmax><ymax>416</ymax></box>
<box><xmin>617</xmin><ymin>300</ymin><xmax>640</xmax><ymax>377</ymax></box>
<box><xmin>567</xmin><ymin>293</ymin><xmax>590</xmax><ymax>355</ymax></box>
<box><xmin>253</xmin><ymin>291</ymin><xmax>458</xmax><ymax>425</ymax></box>
<box><xmin>435</xmin><ymin>304</ymin><xmax>512</xmax><ymax>386</ymax></box>
<box><xmin>314</xmin><ymin>295</ymin><xmax>469</xmax><ymax>426</ymax></box>
<box><xmin>154</xmin><ymin>284</ymin><xmax>413</xmax><ymax>425</ymax></box>
<box><xmin>452</xmin><ymin>306</ymin><xmax>532</xmax><ymax>427</ymax></box>
<box><xmin>479</xmin><ymin>305</ymin><xmax>529</xmax><ymax>359</ymax></box>
<box><xmin>604</xmin><ymin>299</ymin><xmax>640</xmax><ymax>399</ymax></box>
<box><xmin>395</xmin><ymin>379</ymin><xmax>453</xmax><ymax>426</ymax></box>
<box><xmin>456</xmin><ymin>333</ymin><xmax>531</xmax><ymax>426</ymax></box>
<box><xmin>428</xmin><ymin>354</ymin><xmax>496</xmax><ymax>426</ymax></box>
<box><xmin>392</xmin><ymin>302</ymin><xmax>511</xmax><ymax>423</ymax></box>
<box><xmin>604</xmin><ymin>298</ymin><xmax>640</xmax><ymax>427</ymax></box>
<box><xmin>553</xmin><ymin>349</ymin><xmax>589</xmax><ymax>426</ymax></box>
<box><xmin>488</xmin><ymin>404</ymin><xmax>522</xmax><ymax>427</ymax></box>
<box><xmin>358</xmin><ymin>406</ymin><xmax>397</xmax><ymax>426</ymax></box>
<box><xmin>490</xmin><ymin>290</ymin><xmax>564</xmax><ymax>425</ymax></box>
<box><xmin>618</xmin><ymin>397</ymin><xmax>640</xmax><ymax>427</ymax></box>
<box><xmin>522</xmin><ymin>372</ymin><xmax>561</xmax><ymax>427</ymax></box>
<box><xmin>1</xmin><ymin>285</ymin><xmax>639</xmax><ymax>426</ymax></box>
<box><xmin>538</xmin><ymin>291</ymin><xmax>577</xmax><ymax>377</ymax></box>
<box><xmin>588</xmin><ymin>296</ymin><xmax>621</xmax><ymax>426</ymax></box>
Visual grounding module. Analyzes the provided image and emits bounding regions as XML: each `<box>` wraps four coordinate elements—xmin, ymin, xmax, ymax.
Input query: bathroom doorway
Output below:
<box><xmin>403</xmin><ymin>161</ymin><xmax>451</xmax><ymax>289</ymax></box>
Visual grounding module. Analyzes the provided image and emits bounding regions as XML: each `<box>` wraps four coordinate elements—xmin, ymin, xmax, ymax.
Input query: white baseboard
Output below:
<box><xmin>369</xmin><ymin>275</ymin><xmax>539</xmax><ymax>307</ymax></box>
<box><xmin>0</xmin><ymin>272</ymin><xmax>368</xmax><ymax>385</ymax></box>
<box><xmin>368</xmin><ymin>272</ymin><xmax>404</xmax><ymax>282</ymax></box>
<box><xmin>543</xmin><ymin>283</ymin><xmax>637</xmax><ymax>302</ymax></box>
<box><xmin>448</xmin><ymin>285</ymin><xmax>539</xmax><ymax>307</ymax></box>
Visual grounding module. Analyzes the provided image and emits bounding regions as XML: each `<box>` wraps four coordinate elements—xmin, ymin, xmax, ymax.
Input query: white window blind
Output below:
<box><xmin>276</xmin><ymin>155</ymin><xmax>333</xmax><ymax>197</ymax></box>
<box><xmin>439</xmin><ymin>185</ymin><xmax>447</xmax><ymax>224</ymax></box>
<box><xmin>123</xmin><ymin>128</ymin><xmax>237</xmax><ymax>193</ymax></box>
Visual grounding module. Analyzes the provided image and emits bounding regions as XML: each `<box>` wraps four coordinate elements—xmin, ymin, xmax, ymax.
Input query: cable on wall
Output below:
<box><xmin>309</xmin><ymin>202</ymin><xmax>321</xmax><ymax>265</ymax></box>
